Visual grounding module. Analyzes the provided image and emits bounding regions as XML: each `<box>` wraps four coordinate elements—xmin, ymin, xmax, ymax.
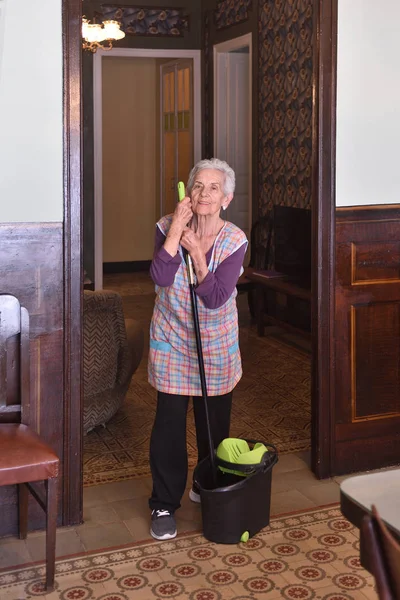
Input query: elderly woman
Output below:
<box><xmin>148</xmin><ymin>158</ymin><xmax>247</xmax><ymax>540</ymax></box>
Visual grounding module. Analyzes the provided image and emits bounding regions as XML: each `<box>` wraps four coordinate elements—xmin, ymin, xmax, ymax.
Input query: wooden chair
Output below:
<box><xmin>0</xmin><ymin>294</ymin><xmax>59</xmax><ymax>591</ymax></box>
<box><xmin>361</xmin><ymin>505</ymin><xmax>400</xmax><ymax>600</ymax></box>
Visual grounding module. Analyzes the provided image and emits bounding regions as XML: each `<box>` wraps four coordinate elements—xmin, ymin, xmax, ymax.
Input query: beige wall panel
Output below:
<box><xmin>102</xmin><ymin>57</ymin><xmax>158</xmax><ymax>262</ymax></box>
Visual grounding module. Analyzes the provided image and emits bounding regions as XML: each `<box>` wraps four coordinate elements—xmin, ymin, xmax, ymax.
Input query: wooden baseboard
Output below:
<box><xmin>103</xmin><ymin>260</ymin><xmax>151</xmax><ymax>274</ymax></box>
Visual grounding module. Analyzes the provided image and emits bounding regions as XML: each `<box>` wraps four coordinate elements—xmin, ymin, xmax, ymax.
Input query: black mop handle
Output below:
<box><xmin>184</xmin><ymin>251</ymin><xmax>218</xmax><ymax>485</ymax></box>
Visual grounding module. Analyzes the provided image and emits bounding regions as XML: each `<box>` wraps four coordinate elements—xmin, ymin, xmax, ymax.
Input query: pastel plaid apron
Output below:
<box><xmin>148</xmin><ymin>216</ymin><xmax>247</xmax><ymax>396</ymax></box>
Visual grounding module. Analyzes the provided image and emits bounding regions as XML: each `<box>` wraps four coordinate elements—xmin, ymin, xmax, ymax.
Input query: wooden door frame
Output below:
<box><xmin>311</xmin><ymin>0</ymin><xmax>337</xmax><ymax>478</ymax></box>
<box><xmin>62</xmin><ymin>0</ymin><xmax>83</xmax><ymax>525</ymax></box>
<box><xmin>92</xmin><ymin>47</ymin><xmax>202</xmax><ymax>291</ymax></box>
<box><xmin>61</xmin><ymin>0</ymin><xmax>339</xmax><ymax>516</ymax></box>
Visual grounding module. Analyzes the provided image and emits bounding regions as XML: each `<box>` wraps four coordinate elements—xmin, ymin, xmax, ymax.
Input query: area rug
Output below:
<box><xmin>83</xmin><ymin>275</ymin><xmax>311</xmax><ymax>486</ymax></box>
<box><xmin>0</xmin><ymin>506</ymin><xmax>376</xmax><ymax>599</ymax></box>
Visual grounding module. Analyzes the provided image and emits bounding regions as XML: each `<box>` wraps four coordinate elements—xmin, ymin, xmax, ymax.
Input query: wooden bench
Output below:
<box><xmin>245</xmin><ymin>269</ymin><xmax>311</xmax><ymax>338</ymax></box>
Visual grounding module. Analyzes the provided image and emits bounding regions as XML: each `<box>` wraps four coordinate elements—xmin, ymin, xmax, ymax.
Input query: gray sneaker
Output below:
<box><xmin>189</xmin><ymin>488</ymin><xmax>201</xmax><ymax>503</ymax></box>
<box><xmin>150</xmin><ymin>509</ymin><xmax>177</xmax><ymax>540</ymax></box>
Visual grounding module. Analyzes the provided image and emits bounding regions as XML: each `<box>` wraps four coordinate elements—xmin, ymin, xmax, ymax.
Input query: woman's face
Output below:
<box><xmin>190</xmin><ymin>169</ymin><xmax>233</xmax><ymax>217</ymax></box>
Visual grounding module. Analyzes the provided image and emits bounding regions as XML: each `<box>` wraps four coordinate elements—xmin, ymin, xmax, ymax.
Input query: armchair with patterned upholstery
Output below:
<box><xmin>83</xmin><ymin>290</ymin><xmax>144</xmax><ymax>433</ymax></box>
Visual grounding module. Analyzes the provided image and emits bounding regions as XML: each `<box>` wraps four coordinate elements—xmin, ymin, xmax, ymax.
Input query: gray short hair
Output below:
<box><xmin>187</xmin><ymin>158</ymin><xmax>235</xmax><ymax>196</ymax></box>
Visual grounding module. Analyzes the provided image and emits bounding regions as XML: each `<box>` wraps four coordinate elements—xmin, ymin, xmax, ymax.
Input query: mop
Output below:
<box><xmin>177</xmin><ymin>181</ymin><xmax>218</xmax><ymax>487</ymax></box>
<box><xmin>177</xmin><ymin>182</ymin><xmax>271</xmax><ymax>480</ymax></box>
<box><xmin>177</xmin><ymin>181</ymin><xmax>278</xmax><ymax>544</ymax></box>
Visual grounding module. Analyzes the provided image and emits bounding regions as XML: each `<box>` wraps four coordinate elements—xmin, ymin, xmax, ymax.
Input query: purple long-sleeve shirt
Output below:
<box><xmin>150</xmin><ymin>226</ymin><xmax>247</xmax><ymax>309</ymax></box>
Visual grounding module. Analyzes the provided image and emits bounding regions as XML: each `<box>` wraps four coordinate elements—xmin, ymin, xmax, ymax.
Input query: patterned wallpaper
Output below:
<box><xmin>101</xmin><ymin>6</ymin><xmax>189</xmax><ymax>36</ymax></box>
<box><xmin>215</xmin><ymin>0</ymin><xmax>252</xmax><ymax>30</ymax></box>
<box><xmin>258</xmin><ymin>0</ymin><xmax>313</xmax><ymax>213</ymax></box>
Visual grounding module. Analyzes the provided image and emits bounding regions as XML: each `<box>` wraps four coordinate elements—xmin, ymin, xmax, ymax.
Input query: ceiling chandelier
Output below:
<box><xmin>82</xmin><ymin>17</ymin><xmax>125</xmax><ymax>53</ymax></box>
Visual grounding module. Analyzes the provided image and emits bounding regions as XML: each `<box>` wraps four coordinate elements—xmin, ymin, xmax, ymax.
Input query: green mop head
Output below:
<box><xmin>216</xmin><ymin>438</ymin><xmax>269</xmax><ymax>477</ymax></box>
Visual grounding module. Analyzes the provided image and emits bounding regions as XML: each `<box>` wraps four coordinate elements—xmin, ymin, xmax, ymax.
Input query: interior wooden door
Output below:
<box><xmin>161</xmin><ymin>60</ymin><xmax>193</xmax><ymax>215</ymax></box>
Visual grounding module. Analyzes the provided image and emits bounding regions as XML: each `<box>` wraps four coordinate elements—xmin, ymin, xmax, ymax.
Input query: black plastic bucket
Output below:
<box><xmin>193</xmin><ymin>442</ymin><xmax>278</xmax><ymax>544</ymax></box>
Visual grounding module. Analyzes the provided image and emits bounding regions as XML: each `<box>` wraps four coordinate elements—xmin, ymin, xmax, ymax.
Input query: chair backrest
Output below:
<box><xmin>0</xmin><ymin>294</ymin><xmax>30</xmax><ymax>425</ymax></box>
<box><xmin>248</xmin><ymin>212</ymin><xmax>273</xmax><ymax>270</ymax></box>
<box><xmin>361</xmin><ymin>505</ymin><xmax>400</xmax><ymax>600</ymax></box>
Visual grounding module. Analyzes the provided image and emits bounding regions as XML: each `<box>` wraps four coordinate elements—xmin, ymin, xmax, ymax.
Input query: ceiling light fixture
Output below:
<box><xmin>82</xmin><ymin>16</ymin><xmax>125</xmax><ymax>53</ymax></box>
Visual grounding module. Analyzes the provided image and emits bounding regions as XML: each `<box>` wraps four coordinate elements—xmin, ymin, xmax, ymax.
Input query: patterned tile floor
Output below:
<box><xmin>0</xmin><ymin>506</ymin><xmax>378</xmax><ymax>599</ymax></box>
<box><xmin>83</xmin><ymin>273</ymin><xmax>312</xmax><ymax>486</ymax></box>
<box><xmin>0</xmin><ymin>273</ymin><xmax>385</xmax><ymax>598</ymax></box>
<box><xmin>2</xmin><ymin>449</ymin><xmax>389</xmax><ymax>586</ymax></box>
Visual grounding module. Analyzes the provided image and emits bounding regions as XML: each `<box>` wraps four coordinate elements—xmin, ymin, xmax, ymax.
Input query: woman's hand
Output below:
<box><xmin>181</xmin><ymin>227</ymin><xmax>208</xmax><ymax>283</ymax></box>
<box><xmin>171</xmin><ymin>197</ymin><xmax>193</xmax><ymax>233</ymax></box>
<box><xmin>180</xmin><ymin>227</ymin><xmax>200</xmax><ymax>255</ymax></box>
<box><xmin>163</xmin><ymin>197</ymin><xmax>193</xmax><ymax>258</ymax></box>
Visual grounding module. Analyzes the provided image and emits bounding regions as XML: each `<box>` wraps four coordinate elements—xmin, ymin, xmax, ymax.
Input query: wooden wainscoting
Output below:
<box><xmin>0</xmin><ymin>224</ymin><xmax>64</xmax><ymax>536</ymax></box>
<box><xmin>0</xmin><ymin>0</ymin><xmax>82</xmax><ymax>537</ymax></box>
<box><xmin>334</xmin><ymin>206</ymin><xmax>400</xmax><ymax>474</ymax></box>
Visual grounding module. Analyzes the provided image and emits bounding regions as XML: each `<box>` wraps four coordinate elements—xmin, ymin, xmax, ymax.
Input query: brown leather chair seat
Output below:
<box><xmin>0</xmin><ymin>424</ymin><xmax>59</xmax><ymax>486</ymax></box>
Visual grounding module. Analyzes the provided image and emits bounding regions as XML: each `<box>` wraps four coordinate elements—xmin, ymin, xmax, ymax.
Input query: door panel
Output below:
<box><xmin>177</xmin><ymin>131</ymin><xmax>191</xmax><ymax>188</ymax></box>
<box><xmin>214</xmin><ymin>50</ymin><xmax>251</xmax><ymax>241</ymax></box>
<box><xmin>164</xmin><ymin>132</ymin><xmax>176</xmax><ymax>215</ymax></box>
<box><xmin>353</xmin><ymin>303</ymin><xmax>400</xmax><ymax>419</ymax></box>
<box><xmin>0</xmin><ymin>0</ymin><xmax>7</xmax><ymax>76</ymax></box>
<box><xmin>226</xmin><ymin>53</ymin><xmax>250</xmax><ymax>236</ymax></box>
<box><xmin>161</xmin><ymin>61</ymin><xmax>193</xmax><ymax>214</ymax></box>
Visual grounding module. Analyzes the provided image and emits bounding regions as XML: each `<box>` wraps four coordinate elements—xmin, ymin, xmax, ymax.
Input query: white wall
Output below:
<box><xmin>336</xmin><ymin>0</ymin><xmax>400</xmax><ymax>207</ymax></box>
<box><xmin>0</xmin><ymin>0</ymin><xmax>63</xmax><ymax>222</ymax></box>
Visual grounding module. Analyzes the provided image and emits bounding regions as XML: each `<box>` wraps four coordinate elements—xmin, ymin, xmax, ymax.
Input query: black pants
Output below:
<box><xmin>149</xmin><ymin>390</ymin><xmax>232</xmax><ymax>513</ymax></box>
